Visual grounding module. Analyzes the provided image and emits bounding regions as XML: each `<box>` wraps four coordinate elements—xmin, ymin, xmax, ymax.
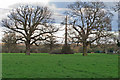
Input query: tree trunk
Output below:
<box><xmin>83</xmin><ymin>42</ymin><xmax>88</xmax><ymax>56</ymax></box>
<box><xmin>50</xmin><ymin>45</ymin><xmax>53</xmax><ymax>51</ymax></box>
<box><xmin>25</xmin><ymin>42</ymin><xmax>31</xmax><ymax>55</ymax></box>
<box><xmin>8</xmin><ymin>45</ymin><xmax>11</xmax><ymax>53</ymax></box>
<box><xmin>105</xmin><ymin>48</ymin><xmax>108</xmax><ymax>54</ymax></box>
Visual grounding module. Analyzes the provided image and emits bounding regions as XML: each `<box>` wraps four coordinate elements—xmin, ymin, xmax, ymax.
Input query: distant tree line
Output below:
<box><xmin>1</xmin><ymin>43</ymin><xmax>119</xmax><ymax>54</ymax></box>
<box><xmin>1</xmin><ymin>31</ymin><xmax>119</xmax><ymax>54</ymax></box>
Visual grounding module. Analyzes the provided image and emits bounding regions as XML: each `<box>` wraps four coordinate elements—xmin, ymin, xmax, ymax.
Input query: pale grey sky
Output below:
<box><xmin>0</xmin><ymin>0</ymin><xmax>119</xmax><ymax>43</ymax></box>
<box><xmin>0</xmin><ymin>0</ymin><xmax>119</xmax><ymax>8</ymax></box>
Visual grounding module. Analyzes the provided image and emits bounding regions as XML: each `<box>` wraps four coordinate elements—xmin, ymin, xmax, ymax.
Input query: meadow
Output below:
<box><xmin>2</xmin><ymin>53</ymin><xmax>118</xmax><ymax>78</ymax></box>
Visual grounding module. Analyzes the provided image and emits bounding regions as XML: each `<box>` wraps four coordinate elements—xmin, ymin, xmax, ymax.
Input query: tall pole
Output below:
<box><xmin>117</xmin><ymin>1</ymin><xmax>120</xmax><ymax>41</ymax></box>
<box><xmin>118</xmin><ymin>9</ymin><xmax>120</xmax><ymax>41</ymax></box>
<box><xmin>117</xmin><ymin>1</ymin><xmax>120</xmax><ymax>54</ymax></box>
<box><xmin>65</xmin><ymin>15</ymin><xmax>68</xmax><ymax>46</ymax></box>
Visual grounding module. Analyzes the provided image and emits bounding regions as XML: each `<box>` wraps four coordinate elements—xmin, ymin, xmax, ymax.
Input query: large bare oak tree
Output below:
<box><xmin>67</xmin><ymin>2</ymin><xmax>113</xmax><ymax>56</ymax></box>
<box><xmin>2</xmin><ymin>5</ymin><xmax>57</xmax><ymax>55</ymax></box>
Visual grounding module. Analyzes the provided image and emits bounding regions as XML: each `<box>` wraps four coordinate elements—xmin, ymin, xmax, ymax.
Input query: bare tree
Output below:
<box><xmin>96</xmin><ymin>33</ymin><xmax>118</xmax><ymax>53</ymax></box>
<box><xmin>2</xmin><ymin>31</ymin><xmax>17</xmax><ymax>53</ymax></box>
<box><xmin>43</xmin><ymin>25</ymin><xmax>59</xmax><ymax>51</ymax></box>
<box><xmin>114</xmin><ymin>1</ymin><xmax>120</xmax><ymax>47</ymax></box>
<box><xmin>2</xmin><ymin>5</ymin><xmax>57</xmax><ymax>55</ymax></box>
<box><xmin>114</xmin><ymin>1</ymin><xmax>120</xmax><ymax>11</ymax></box>
<box><xmin>67</xmin><ymin>2</ymin><xmax>113</xmax><ymax>56</ymax></box>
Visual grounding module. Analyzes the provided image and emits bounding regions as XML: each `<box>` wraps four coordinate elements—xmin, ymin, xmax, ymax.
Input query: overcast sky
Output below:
<box><xmin>0</xmin><ymin>0</ymin><xmax>119</xmax><ymax>42</ymax></box>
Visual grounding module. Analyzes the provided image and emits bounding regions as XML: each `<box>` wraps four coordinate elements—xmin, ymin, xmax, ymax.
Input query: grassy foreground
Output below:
<box><xmin>2</xmin><ymin>53</ymin><xmax>118</xmax><ymax>78</ymax></box>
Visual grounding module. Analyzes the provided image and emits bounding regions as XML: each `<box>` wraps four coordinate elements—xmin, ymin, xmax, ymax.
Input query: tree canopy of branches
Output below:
<box><xmin>96</xmin><ymin>33</ymin><xmax>118</xmax><ymax>53</ymax></box>
<box><xmin>114</xmin><ymin>1</ymin><xmax>120</xmax><ymax>11</ymax></box>
<box><xmin>43</xmin><ymin>25</ymin><xmax>59</xmax><ymax>51</ymax></box>
<box><xmin>2</xmin><ymin>31</ymin><xmax>18</xmax><ymax>53</ymax></box>
<box><xmin>114</xmin><ymin>1</ymin><xmax>120</xmax><ymax>47</ymax></box>
<box><xmin>67</xmin><ymin>2</ymin><xmax>113</xmax><ymax>56</ymax></box>
<box><xmin>2</xmin><ymin>5</ymin><xmax>58</xmax><ymax>55</ymax></box>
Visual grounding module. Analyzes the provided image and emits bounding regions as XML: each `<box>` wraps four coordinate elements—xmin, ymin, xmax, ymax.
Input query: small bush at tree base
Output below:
<box><xmin>117</xmin><ymin>41</ymin><xmax>120</xmax><ymax>47</ymax></box>
<box><xmin>49</xmin><ymin>45</ymin><xmax>74</xmax><ymax>54</ymax></box>
<box><xmin>49</xmin><ymin>49</ymin><xmax>62</xmax><ymax>54</ymax></box>
<box><xmin>61</xmin><ymin>45</ymin><xmax>74</xmax><ymax>54</ymax></box>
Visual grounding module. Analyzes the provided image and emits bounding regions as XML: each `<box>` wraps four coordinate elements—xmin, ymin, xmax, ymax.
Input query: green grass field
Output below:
<box><xmin>2</xmin><ymin>53</ymin><xmax>118</xmax><ymax>78</ymax></box>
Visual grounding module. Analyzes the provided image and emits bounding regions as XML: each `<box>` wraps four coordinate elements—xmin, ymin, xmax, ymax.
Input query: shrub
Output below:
<box><xmin>117</xmin><ymin>41</ymin><xmax>120</xmax><ymax>47</ymax></box>
<box><xmin>49</xmin><ymin>45</ymin><xmax>74</xmax><ymax>54</ymax></box>
<box><xmin>61</xmin><ymin>45</ymin><xmax>74</xmax><ymax>54</ymax></box>
<box><xmin>49</xmin><ymin>49</ymin><xmax>62</xmax><ymax>54</ymax></box>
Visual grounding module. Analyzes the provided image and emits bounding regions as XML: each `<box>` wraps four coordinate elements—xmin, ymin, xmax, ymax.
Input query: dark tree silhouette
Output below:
<box><xmin>43</xmin><ymin>25</ymin><xmax>59</xmax><ymax>51</ymax></box>
<box><xmin>114</xmin><ymin>1</ymin><xmax>120</xmax><ymax>47</ymax></box>
<box><xmin>67</xmin><ymin>2</ymin><xmax>113</xmax><ymax>56</ymax></box>
<box><xmin>2</xmin><ymin>31</ymin><xmax>17</xmax><ymax>53</ymax></box>
<box><xmin>2</xmin><ymin>5</ymin><xmax>57</xmax><ymax>55</ymax></box>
